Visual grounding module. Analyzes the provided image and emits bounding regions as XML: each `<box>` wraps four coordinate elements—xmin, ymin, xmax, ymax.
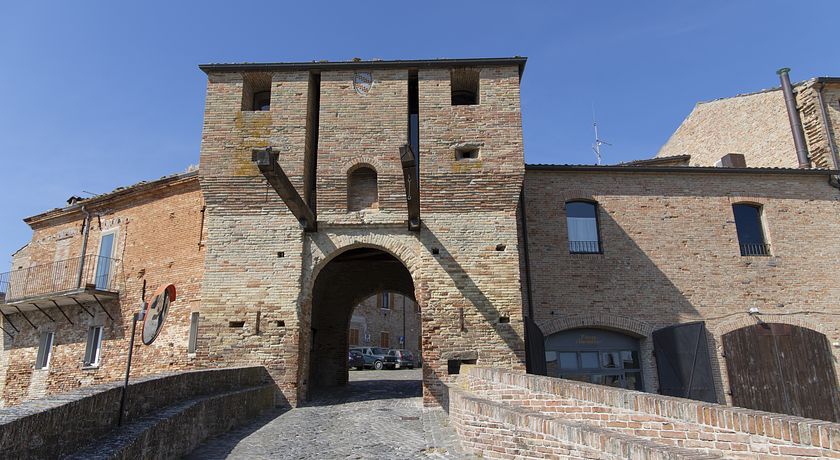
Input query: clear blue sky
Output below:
<box><xmin>2</xmin><ymin>1</ymin><xmax>838</xmax><ymax>266</ymax></box>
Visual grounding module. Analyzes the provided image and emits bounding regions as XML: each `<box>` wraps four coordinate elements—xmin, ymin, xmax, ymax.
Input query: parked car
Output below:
<box><xmin>351</xmin><ymin>346</ymin><xmax>397</xmax><ymax>370</ymax></box>
<box><xmin>348</xmin><ymin>349</ymin><xmax>365</xmax><ymax>370</ymax></box>
<box><xmin>388</xmin><ymin>349</ymin><xmax>416</xmax><ymax>369</ymax></box>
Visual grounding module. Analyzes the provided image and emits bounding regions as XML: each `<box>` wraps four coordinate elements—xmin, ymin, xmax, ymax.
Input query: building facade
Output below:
<box><xmin>349</xmin><ymin>292</ymin><xmax>421</xmax><ymax>355</ymax></box>
<box><xmin>2</xmin><ymin>59</ymin><xmax>840</xmax><ymax>422</ymax></box>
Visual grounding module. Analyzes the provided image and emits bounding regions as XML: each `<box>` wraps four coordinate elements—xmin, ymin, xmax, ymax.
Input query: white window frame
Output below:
<box><xmin>35</xmin><ymin>332</ymin><xmax>54</xmax><ymax>370</ymax></box>
<box><xmin>188</xmin><ymin>312</ymin><xmax>199</xmax><ymax>354</ymax></box>
<box><xmin>94</xmin><ymin>227</ymin><xmax>119</xmax><ymax>289</ymax></box>
<box><xmin>83</xmin><ymin>325</ymin><xmax>104</xmax><ymax>367</ymax></box>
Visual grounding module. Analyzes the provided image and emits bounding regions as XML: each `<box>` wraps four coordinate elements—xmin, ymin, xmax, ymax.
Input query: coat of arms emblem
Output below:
<box><xmin>353</xmin><ymin>72</ymin><xmax>373</xmax><ymax>95</ymax></box>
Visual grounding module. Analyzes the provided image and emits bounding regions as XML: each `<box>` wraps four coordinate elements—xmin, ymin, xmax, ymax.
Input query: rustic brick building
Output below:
<box><xmin>2</xmin><ymin>58</ymin><xmax>840</xmax><ymax>427</ymax></box>
<box><xmin>349</xmin><ymin>292</ymin><xmax>421</xmax><ymax>355</ymax></box>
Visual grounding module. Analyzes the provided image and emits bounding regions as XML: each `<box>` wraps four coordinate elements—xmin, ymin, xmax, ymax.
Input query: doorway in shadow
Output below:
<box><xmin>307</xmin><ymin>247</ymin><xmax>420</xmax><ymax>403</ymax></box>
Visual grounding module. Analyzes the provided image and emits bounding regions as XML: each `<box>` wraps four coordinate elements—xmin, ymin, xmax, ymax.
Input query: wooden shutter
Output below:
<box><xmin>723</xmin><ymin>323</ymin><xmax>840</xmax><ymax>421</ymax></box>
<box><xmin>652</xmin><ymin>322</ymin><xmax>717</xmax><ymax>403</ymax></box>
<box><xmin>524</xmin><ymin>316</ymin><xmax>546</xmax><ymax>376</ymax></box>
<box><xmin>380</xmin><ymin>332</ymin><xmax>389</xmax><ymax>348</ymax></box>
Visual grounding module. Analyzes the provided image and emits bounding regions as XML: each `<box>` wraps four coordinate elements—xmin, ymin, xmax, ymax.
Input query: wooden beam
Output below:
<box><xmin>252</xmin><ymin>148</ymin><xmax>317</xmax><ymax>232</ymax></box>
<box><xmin>399</xmin><ymin>144</ymin><xmax>421</xmax><ymax>231</ymax></box>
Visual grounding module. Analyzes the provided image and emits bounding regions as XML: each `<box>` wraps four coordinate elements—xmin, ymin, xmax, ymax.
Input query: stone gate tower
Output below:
<box><xmin>197</xmin><ymin>57</ymin><xmax>527</xmax><ymax>405</ymax></box>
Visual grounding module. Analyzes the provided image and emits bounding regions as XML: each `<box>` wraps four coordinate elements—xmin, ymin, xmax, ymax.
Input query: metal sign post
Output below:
<box><xmin>116</xmin><ymin>282</ymin><xmax>175</xmax><ymax>427</ymax></box>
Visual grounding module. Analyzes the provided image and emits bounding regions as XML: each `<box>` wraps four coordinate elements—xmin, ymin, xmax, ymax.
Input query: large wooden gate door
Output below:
<box><xmin>723</xmin><ymin>323</ymin><xmax>840</xmax><ymax>421</ymax></box>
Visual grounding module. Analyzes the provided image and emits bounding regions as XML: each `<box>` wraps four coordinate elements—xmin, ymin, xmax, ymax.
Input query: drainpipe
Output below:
<box><xmin>815</xmin><ymin>82</ymin><xmax>840</xmax><ymax>170</ymax></box>
<box><xmin>777</xmin><ymin>68</ymin><xmax>811</xmax><ymax>168</ymax></box>
<box><xmin>76</xmin><ymin>206</ymin><xmax>91</xmax><ymax>288</ymax></box>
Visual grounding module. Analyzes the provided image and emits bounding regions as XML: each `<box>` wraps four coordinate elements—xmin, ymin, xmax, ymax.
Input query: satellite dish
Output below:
<box><xmin>142</xmin><ymin>284</ymin><xmax>176</xmax><ymax>345</ymax></box>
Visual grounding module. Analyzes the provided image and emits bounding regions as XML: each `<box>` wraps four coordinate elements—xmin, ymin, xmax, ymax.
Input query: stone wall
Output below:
<box><xmin>0</xmin><ymin>174</ymin><xmax>205</xmax><ymax>406</ymax></box>
<box><xmin>0</xmin><ymin>366</ymin><xmax>272</xmax><ymax>459</ymax></box>
<box><xmin>523</xmin><ymin>167</ymin><xmax>840</xmax><ymax>404</ymax></box>
<box><xmin>448</xmin><ymin>366</ymin><xmax>840</xmax><ymax>459</ymax></box>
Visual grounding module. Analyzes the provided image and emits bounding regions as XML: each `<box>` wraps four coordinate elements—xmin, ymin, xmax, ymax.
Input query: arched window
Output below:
<box><xmin>732</xmin><ymin>203</ymin><xmax>769</xmax><ymax>256</ymax></box>
<box><xmin>566</xmin><ymin>200</ymin><xmax>601</xmax><ymax>254</ymax></box>
<box><xmin>544</xmin><ymin>328</ymin><xmax>643</xmax><ymax>391</ymax></box>
<box><xmin>347</xmin><ymin>166</ymin><xmax>378</xmax><ymax>211</ymax></box>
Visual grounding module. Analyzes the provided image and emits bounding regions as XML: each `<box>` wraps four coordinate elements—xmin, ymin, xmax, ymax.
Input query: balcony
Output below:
<box><xmin>0</xmin><ymin>255</ymin><xmax>120</xmax><ymax>317</ymax></box>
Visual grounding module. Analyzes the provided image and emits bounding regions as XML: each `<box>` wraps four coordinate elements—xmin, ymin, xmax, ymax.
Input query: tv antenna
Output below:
<box><xmin>592</xmin><ymin>107</ymin><xmax>611</xmax><ymax>165</ymax></box>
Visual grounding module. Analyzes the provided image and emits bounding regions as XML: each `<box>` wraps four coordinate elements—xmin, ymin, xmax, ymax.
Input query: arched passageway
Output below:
<box><xmin>308</xmin><ymin>247</ymin><xmax>415</xmax><ymax>390</ymax></box>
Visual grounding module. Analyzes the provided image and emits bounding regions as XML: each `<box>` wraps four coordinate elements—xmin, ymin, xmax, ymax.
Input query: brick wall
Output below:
<box><xmin>449</xmin><ymin>366</ymin><xmax>840</xmax><ymax>459</ymax></box>
<box><xmin>523</xmin><ymin>167</ymin><xmax>840</xmax><ymax>404</ymax></box>
<box><xmin>349</xmin><ymin>292</ymin><xmax>421</xmax><ymax>354</ymax></box>
<box><xmin>657</xmin><ymin>81</ymin><xmax>840</xmax><ymax>169</ymax></box>
<box><xmin>0</xmin><ymin>174</ymin><xmax>205</xmax><ymax>406</ymax></box>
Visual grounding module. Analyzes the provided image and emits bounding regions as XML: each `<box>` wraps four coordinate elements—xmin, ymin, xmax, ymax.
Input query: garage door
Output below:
<box><xmin>723</xmin><ymin>323</ymin><xmax>840</xmax><ymax>421</ymax></box>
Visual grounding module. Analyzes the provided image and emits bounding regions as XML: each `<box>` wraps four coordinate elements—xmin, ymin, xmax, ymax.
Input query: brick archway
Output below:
<box><xmin>298</xmin><ymin>235</ymin><xmax>427</xmax><ymax>400</ymax></box>
<box><xmin>536</xmin><ymin>313</ymin><xmax>654</xmax><ymax>338</ymax></box>
<box><xmin>536</xmin><ymin>313</ymin><xmax>657</xmax><ymax>391</ymax></box>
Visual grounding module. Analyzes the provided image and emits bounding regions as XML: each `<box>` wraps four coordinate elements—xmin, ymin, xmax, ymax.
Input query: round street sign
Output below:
<box><xmin>142</xmin><ymin>284</ymin><xmax>176</xmax><ymax>345</ymax></box>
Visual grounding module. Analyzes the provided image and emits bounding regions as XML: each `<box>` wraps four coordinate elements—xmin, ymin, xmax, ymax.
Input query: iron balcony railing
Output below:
<box><xmin>740</xmin><ymin>243</ymin><xmax>771</xmax><ymax>257</ymax></box>
<box><xmin>0</xmin><ymin>255</ymin><xmax>120</xmax><ymax>304</ymax></box>
<box><xmin>569</xmin><ymin>240</ymin><xmax>601</xmax><ymax>254</ymax></box>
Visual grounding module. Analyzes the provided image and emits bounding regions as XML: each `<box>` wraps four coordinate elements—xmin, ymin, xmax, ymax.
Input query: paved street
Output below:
<box><xmin>185</xmin><ymin>369</ymin><xmax>468</xmax><ymax>459</ymax></box>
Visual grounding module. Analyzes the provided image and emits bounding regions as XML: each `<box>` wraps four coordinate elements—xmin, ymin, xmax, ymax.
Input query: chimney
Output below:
<box><xmin>777</xmin><ymin>68</ymin><xmax>810</xmax><ymax>168</ymax></box>
<box><xmin>717</xmin><ymin>153</ymin><xmax>746</xmax><ymax>168</ymax></box>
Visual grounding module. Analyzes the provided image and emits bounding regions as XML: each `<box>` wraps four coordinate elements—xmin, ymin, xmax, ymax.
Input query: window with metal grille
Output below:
<box><xmin>35</xmin><ymin>332</ymin><xmax>54</xmax><ymax>369</ymax></box>
<box><xmin>732</xmin><ymin>203</ymin><xmax>770</xmax><ymax>256</ymax></box>
<box><xmin>188</xmin><ymin>312</ymin><xmax>199</xmax><ymax>354</ymax></box>
<box><xmin>566</xmin><ymin>201</ymin><xmax>601</xmax><ymax>254</ymax></box>
<box><xmin>83</xmin><ymin>326</ymin><xmax>103</xmax><ymax>367</ymax></box>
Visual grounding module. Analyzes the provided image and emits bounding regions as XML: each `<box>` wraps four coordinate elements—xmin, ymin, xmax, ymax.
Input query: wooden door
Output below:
<box><xmin>723</xmin><ymin>323</ymin><xmax>840</xmax><ymax>421</ymax></box>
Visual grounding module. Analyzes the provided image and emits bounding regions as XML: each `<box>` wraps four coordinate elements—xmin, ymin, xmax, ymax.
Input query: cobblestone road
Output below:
<box><xmin>185</xmin><ymin>369</ymin><xmax>469</xmax><ymax>459</ymax></box>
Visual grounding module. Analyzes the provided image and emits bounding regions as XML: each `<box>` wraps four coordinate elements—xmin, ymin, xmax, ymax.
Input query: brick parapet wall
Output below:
<box><xmin>0</xmin><ymin>366</ymin><xmax>271</xmax><ymax>459</ymax></box>
<box><xmin>454</xmin><ymin>366</ymin><xmax>840</xmax><ymax>459</ymax></box>
<box><xmin>447</xmin><ymin>379</ymin><xmax>720</xmax><ymax>459</ymax></box>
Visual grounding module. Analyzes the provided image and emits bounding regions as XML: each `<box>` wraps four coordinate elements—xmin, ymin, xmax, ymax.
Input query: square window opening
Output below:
<box><xmin>451</xmin><ymin>69</ymin><xmax>479</xmax><ymax>105</ymax></box>
<box><xmin>241</xmin><ymin>73</ymin><xmax>272</xmax><ymax>111</ymax></box>
<box><xmin>455</xmin><ymin>147</ymin><xmax>480</xmax><ymax>161</ymax></box>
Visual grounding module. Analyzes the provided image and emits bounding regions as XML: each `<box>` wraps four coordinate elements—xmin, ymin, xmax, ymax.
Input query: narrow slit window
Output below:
<box><xmin>35</xmin><ymin>332</ymin><xmax>54</xmax><ymax>369</ymax></box>
<box><xmin>451</xmin><ymin>69</ymin><xmax>479</xmax><ymax>105</ymax></box>
<box><xmin>188</xmin><ymin>312</ymin><xmax>199</xmax><ymax>354</ymax></box>
<box><xmin>566</xmin><ymin>201</ymin><xmax>601</xmax><ymax>254</ymax></box>
<box><xmin>83</xmin><ymin>326</ymin><xmax>103</xmax><ymax>367</ymax></box>
<box><xmin>733</xmin><ymin>204</ymin><xmax>769</xmax><ymax>256</ymax></box>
